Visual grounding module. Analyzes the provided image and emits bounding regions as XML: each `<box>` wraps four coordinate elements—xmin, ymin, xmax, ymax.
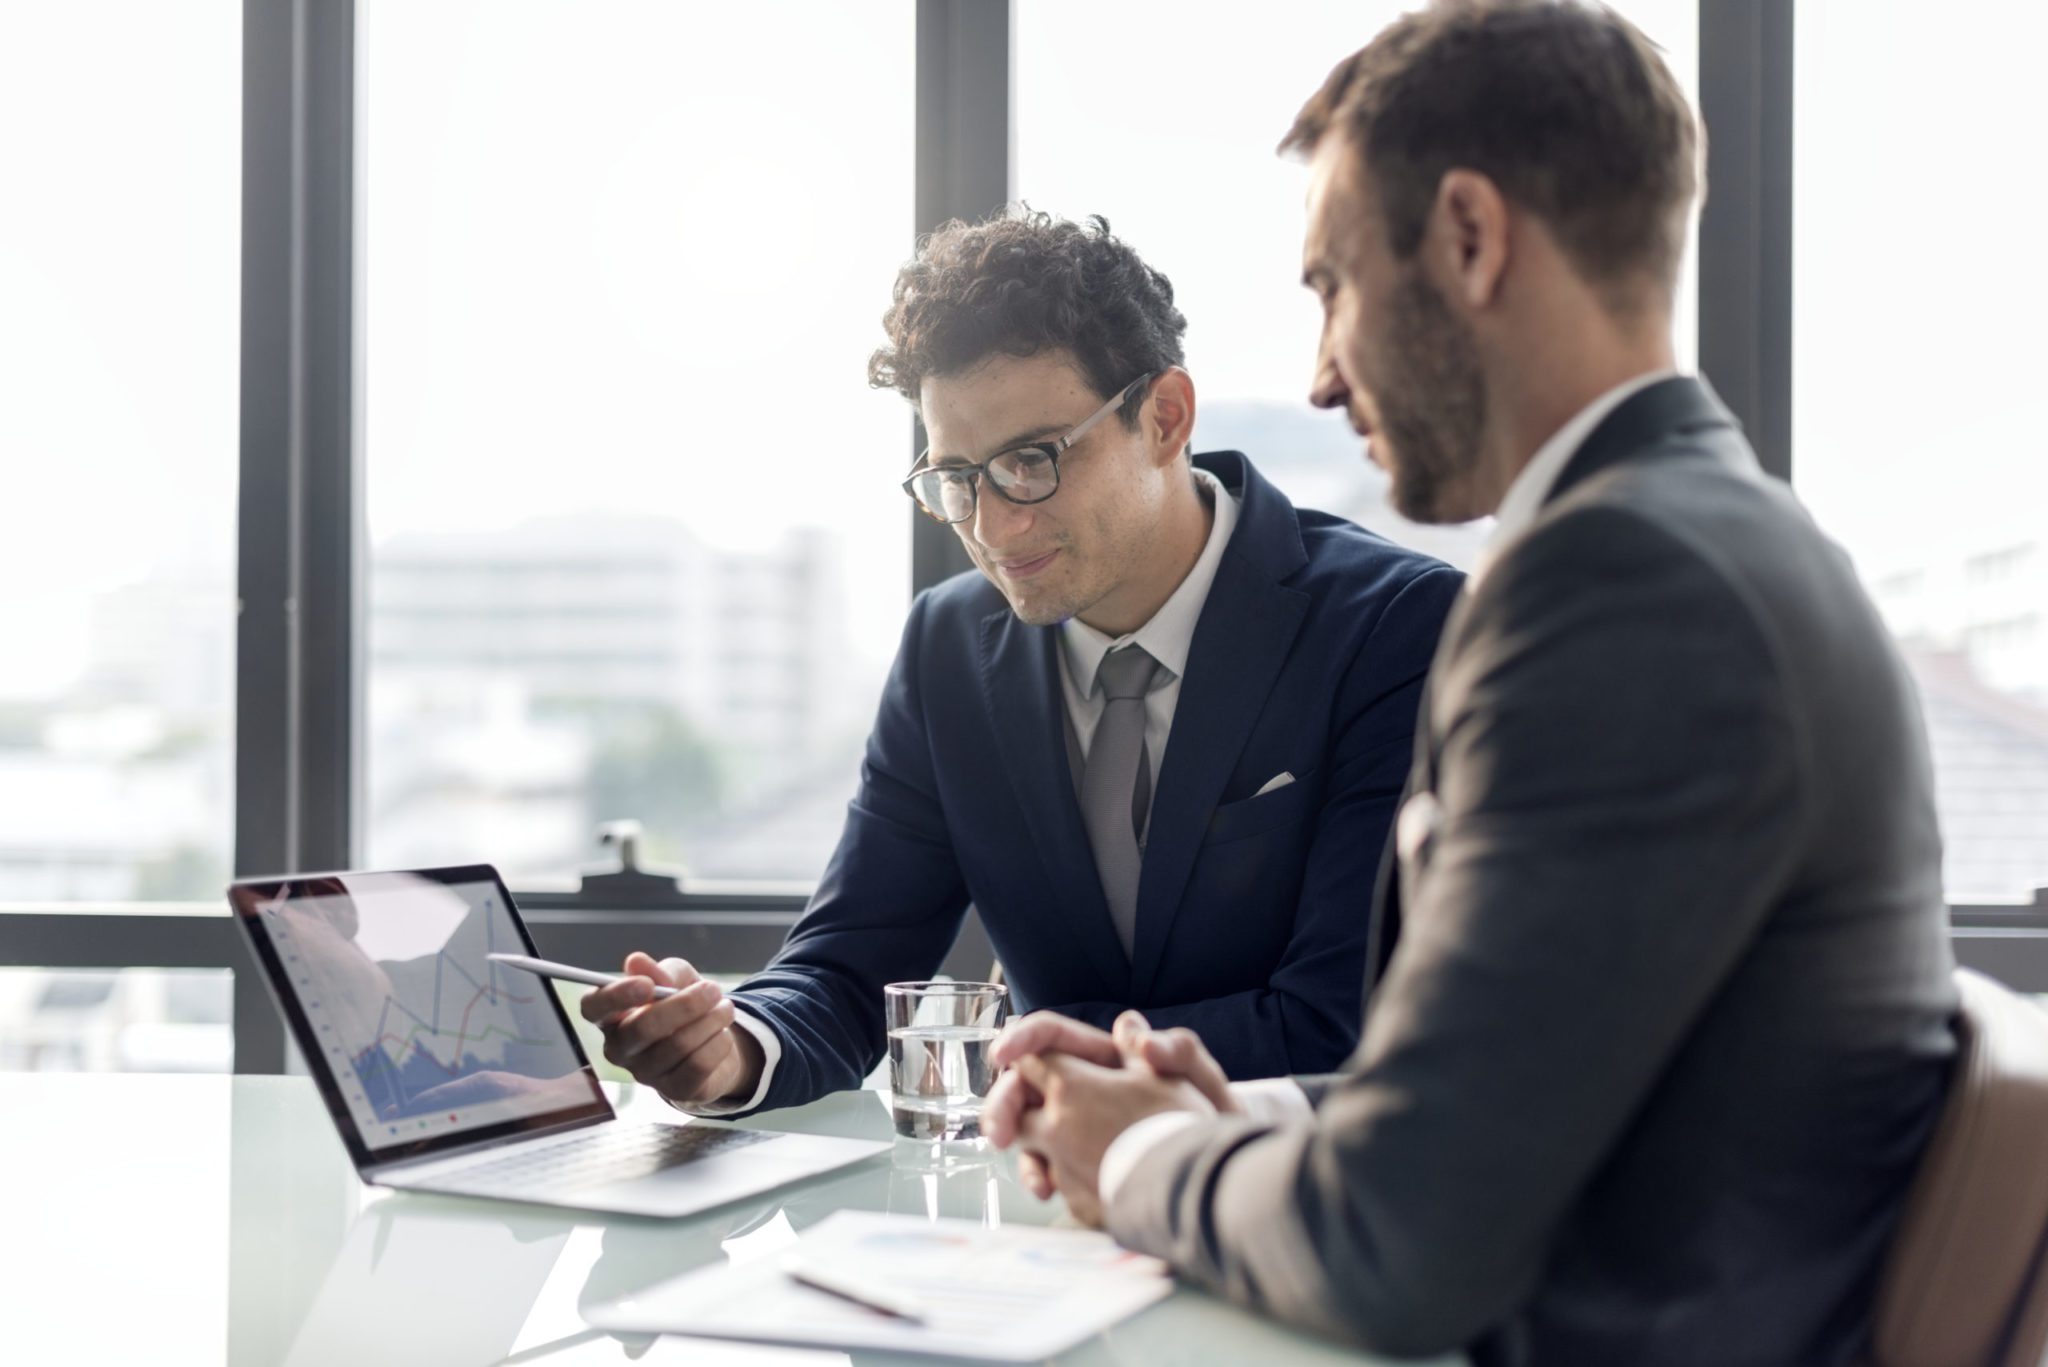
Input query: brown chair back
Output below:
<box><xmin>1872</xmin><ymin>968</ymin><xmax>2048</xmax><ymax>1367</ymax></box>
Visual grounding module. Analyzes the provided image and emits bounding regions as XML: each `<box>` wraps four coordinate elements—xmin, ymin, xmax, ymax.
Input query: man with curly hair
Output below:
<box><xmin>578</xmin><ymin>209</ymin><xmax>1462</xmax><ymax>1120</ymax></box>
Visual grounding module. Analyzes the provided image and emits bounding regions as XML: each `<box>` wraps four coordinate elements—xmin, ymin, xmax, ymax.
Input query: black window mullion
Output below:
<box><xmin>909</xmin><ymin>0</ymin><xmax>1010</xmax><ymax>596</ymax></box>
<box><xmin>235</xmin><ymin>0</ymin><xmax>360</xmax><ymax>1071</ymax></box>
<box><xmin>236</xmin><ymin>0</ymin><xmax>359</xmax><ymax>889</ymax></box>
<box><xmin>1698</xmin><ymin>0</ymin><xmax>1795</xmax><ymax>482</ymax></box>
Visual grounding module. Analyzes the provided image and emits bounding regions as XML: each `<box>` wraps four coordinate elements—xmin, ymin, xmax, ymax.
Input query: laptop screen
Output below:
<box><xmin>231</xmin><ymin>867</ymin><xmax>610</xmax><ymax>1164</ymax></box>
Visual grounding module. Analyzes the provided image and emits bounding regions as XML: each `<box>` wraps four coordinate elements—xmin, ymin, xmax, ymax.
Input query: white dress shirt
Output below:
<box><xmin>1056</xmin><ymin>467</ymin><xmax>1238</xmax><ymax>795</ymax></box>
<box><xmin>1097</xmin><ymin>370</ymin><xmax>1684</xmax><ymax>1202</ymax></box>
<box><xmin>1471</xmin><ymin>369</ymin><xmax>1679</xmax><ymax>588</ymax></box>
<box><xmin>1098</xmin><ymin>1074</ymin><xmax>1316</xmax><ymax>1203</ymax></box>
<box><xmin>685</xmin><ymin>467</ymin><xmax>1241</xmax><ymax>1117</ymax></box>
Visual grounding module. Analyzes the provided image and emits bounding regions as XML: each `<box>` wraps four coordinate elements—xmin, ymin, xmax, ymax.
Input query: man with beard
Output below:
<box><xmin>984</xmin><ymin>3</ymin><xmax>1958</xmax><ymax>1364</ymax></box>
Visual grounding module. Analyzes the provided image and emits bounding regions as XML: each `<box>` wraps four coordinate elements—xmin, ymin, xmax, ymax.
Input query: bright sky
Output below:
<box><xmin>1792</xmin><ymin>1</ymin><xmax>2048</xmax><ymax>575</ymax></box>
<box><xmin>0</xmin><ymin>4</ymin><xmax>240</xmax><ymax>697</ymax></box>
<box><xmin>358</xmin><ymin>1</ymin><xmax>918</xmax><ymax>664</ymax></box>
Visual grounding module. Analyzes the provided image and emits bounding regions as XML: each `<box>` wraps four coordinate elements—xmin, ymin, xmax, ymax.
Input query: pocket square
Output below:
<box><xmin>1254</xmin><ymin>771</ymin><xmax>1296</xmax><ymax>797</ymax></box>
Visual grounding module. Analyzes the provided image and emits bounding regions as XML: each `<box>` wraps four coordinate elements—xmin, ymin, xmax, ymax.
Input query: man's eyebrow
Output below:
<box><xmin>931</xmin><ymin>423</ymin><xmax>1067</xmax><ymax>464</ymax></box>
<box><xmin>990</xmin><ymin>423</ymin><xmax>1066</xmax><ymax>452</ymax></box>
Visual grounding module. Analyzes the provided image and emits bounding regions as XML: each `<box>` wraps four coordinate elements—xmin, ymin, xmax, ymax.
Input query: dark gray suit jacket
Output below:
<box><xmin>1105</xmin><ymin>377</ymin><xmax>1959</xmax><ymax>1366</ymax></box>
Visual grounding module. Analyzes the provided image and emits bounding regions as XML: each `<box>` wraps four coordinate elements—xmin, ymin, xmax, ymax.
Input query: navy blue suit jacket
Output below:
<box><xmin>730</xmin><ymin>451</ymin><xmax>1462</xmax><ymax>1112</ymax></box>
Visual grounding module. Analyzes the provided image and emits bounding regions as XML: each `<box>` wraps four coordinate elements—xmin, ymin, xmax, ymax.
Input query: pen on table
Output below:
<box><xmin>486</xmin><ymin>952</ymin><xmax>681</xmax><ymax>999</ymax></box>
<box><xmin>781</xmin><ymin>1254</ymin><xmax>931</xmax><ymax>1325</ymax></box>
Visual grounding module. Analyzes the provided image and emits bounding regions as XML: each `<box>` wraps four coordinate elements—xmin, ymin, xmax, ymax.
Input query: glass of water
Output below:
<box><xmin>885</xmin><ymin>980</ymin><xmax>1008</xmax><ymax>1142</ymax></box>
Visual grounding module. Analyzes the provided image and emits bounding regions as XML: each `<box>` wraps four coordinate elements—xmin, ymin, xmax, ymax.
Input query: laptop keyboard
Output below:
<box><xmin>445</xmin><ymin>1123</ymin><xmax>779</xmax><ymax>1196</ymax></box>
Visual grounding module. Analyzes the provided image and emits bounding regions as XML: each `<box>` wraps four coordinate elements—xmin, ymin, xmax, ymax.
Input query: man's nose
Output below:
<box><xmin>968</xmin><ymin>481</ymin><xmax>1035</xmax><ymax>547</ymax></box>
<box><xmin>1308</xmin><ymin>355</ymin><xmax>1347</xmax><ymax>412</ymax></box>
<box><xmin>1308</xmin><ymin>330</ymin><xmax>1345</xmax><ymax>411</ymax></box>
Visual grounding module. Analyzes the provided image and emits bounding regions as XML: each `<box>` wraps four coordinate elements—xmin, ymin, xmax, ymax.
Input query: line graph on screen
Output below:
<box><xmin>263</xmin><ymin>890</ymin><xmax>569</xmax><ymax>1120</ymax></box>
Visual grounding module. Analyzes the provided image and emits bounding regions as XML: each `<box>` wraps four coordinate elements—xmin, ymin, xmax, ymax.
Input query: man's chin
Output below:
<box><xmin>995</xmin><ymin>576</ymin><xmax>1087</xmax><ymax>626</ymax></box>
<box><xmin>1387</xmin><ymin>460</ymin><xmax>1485</xmax><ymax>525</ymax></box>
<box><xmin>1394</xmin><ymin>489</ymin><xmax>1488</xmax><ymax>525</ymax></box>
<box><xmin>1007</xmin><ymin>596</ymin><xmax>1072</xmax><ymax>628</ymax></box>
<box><xmin>1391</xmin><ymin>484</ymin><xmax>1451</xmax><ymax>524</ymax></box>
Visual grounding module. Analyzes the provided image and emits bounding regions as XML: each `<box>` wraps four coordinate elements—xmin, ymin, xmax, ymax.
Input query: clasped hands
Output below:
<box><xmin>984</xmin><ymin>1010</ymin><xmax>1238</xmax><ymax>1227</ymax></box>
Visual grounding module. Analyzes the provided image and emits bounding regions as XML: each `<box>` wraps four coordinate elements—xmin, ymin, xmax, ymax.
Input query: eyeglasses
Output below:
<box><xmin>901</xmin><ymin>372</ymin><xmax>1157</xmax><ymax>525</ymax></box>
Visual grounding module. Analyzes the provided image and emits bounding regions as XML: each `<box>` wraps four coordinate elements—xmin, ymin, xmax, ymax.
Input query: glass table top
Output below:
<box><xmin>0</xmin><ymin>1072</ymin><xmax>1461</xmax><ymax>1366</ymax></box>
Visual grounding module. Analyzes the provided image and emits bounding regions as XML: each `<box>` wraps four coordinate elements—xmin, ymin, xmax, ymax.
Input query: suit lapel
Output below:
<box><xmin>1126</xmin><ymin>548</ymin><xmax>1310</xmax><ymax>1000</ymax></box>
<box><xmin>1366</xmin><ymin>785</ymin><xmax>1407</xmax><ymax>993</ymax></box>
<box><xmin>977</xmin><ymin>608</ymin><xmax>1132</xmax><ymax>993</ymax></box>
<box><xmin>1544</xmin><ymin>375</ymin><xmax>1739</xmax><ymax>508</ymax></box>
<box><xmin>1366</xmin><ymin>586</ymin><xmax>1467</xmax><ymax>994</ymax></box>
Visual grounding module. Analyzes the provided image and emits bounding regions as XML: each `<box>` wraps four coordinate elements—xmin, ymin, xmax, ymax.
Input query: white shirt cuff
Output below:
<box><xmin>670</xmin><ymin>1005</ymin><xmax>781</xmax><ymax>1117</ymax></box>
<box><xmin>1098</xmin><ymin>1110</ymin><xmax>1203</xmax><ymax>1206</ymax></box>
<box><xmin>1228</xmin><ymin>1075</ymin><xmax>1315</xmax><ymax>1125</ymax></box>
<box><xmin>1096</xmin><ymin>1077</ymin><xmax>1310</xmax><ymax>1205</ymax></box>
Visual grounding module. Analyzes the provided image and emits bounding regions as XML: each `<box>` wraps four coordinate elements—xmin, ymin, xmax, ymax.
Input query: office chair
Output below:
<box><xmin>1870</xmin><ymin>968</ymin><xmax>2048</xmax><ymax>1367</ymax></box>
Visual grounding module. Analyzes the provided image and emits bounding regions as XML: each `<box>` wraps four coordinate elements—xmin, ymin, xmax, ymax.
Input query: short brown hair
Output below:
<box><xmin>868</xmin><ymin>208</ymin><xmax>1186</xmax><ymax>426</ymax></box>
<box><xmin>1282</xmin><ymin>0</ymin><xmax>1698</xmax><ymax>309</ymax></box>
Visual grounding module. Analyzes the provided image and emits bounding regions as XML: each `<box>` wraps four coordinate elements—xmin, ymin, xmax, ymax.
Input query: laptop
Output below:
<box><xmin>228</xmin><ymin>864</ymin><xmax>887</xmax><ymax>1216</ymax></box>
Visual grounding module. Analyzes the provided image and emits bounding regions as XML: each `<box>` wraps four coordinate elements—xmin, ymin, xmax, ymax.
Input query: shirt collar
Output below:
<box><xmin>1060</xmin><ymin>467</ymin><xmax>1238</xmax><ymax>693</ymax></box>
<box><xmin>1476</xmin><ymin>369</ymin><xmax>1680</xmax><ymax>584</ymax></box>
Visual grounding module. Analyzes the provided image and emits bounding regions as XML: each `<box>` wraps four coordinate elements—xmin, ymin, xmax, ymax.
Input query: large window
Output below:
<box><xmin>360</xmin><ymin>2</ymin><xmax>916</xmax><ymax>887</ymax></box>
<box><xmin>1795</xmin><ymin>3</ymin><xmax>2048</xmax><ymax>901</ymax></box>
<box><xmin>1014</xmin><ymin>0</ymin><xmax>1700</xmax><ymax>573</ymax></box>
<box><xmin>0</xmin><ymin>6</ymin><xmax>240</xmax><ymax>903</ymax></box>
<box><xmin>7</xmin><ymin>5</ymin><xmax>2044</xmax><ymax>1084</ymax></box>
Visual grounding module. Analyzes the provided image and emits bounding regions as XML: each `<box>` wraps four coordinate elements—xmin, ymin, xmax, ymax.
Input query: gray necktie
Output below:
<box><xmin>1082</xmin><ymin>644</ymin><xmax>1161</xmax><ymax>958</ymax></box>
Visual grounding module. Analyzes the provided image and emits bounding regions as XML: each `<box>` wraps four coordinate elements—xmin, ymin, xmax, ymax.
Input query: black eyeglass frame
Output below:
<box><xmin>900</xmin><ymin>371</ymin><xmax>1158</xmax><ymax>525</ymax></box>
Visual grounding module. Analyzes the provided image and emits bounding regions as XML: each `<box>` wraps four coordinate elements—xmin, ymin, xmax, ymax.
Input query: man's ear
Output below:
<box><xmin>1428</xmin><ymin>169</ymin><xmax>1511</xmax><ymax>312</ymax></box>
<box><xmin>1146</xmin><ymin>367</ymin><xmax>1197</xmax><ymax>466</ymax></box>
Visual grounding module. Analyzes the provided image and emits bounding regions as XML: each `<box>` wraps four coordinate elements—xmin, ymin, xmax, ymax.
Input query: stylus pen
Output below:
<box><xmin>486</xmin><ymin>952</ymin><xmax>681</xmax><ymax>999</ymax></box>
<box><xmin>781</xmin><ymin>1254</ymin><xmax>932</xmax><ymax>1325</ymax></box>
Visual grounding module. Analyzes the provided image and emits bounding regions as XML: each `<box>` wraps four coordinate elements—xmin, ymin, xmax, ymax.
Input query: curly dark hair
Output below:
<box><xmin>868</xmin><ymin>208</ymin><xmax>1187</xmax><ymax>430</ymax></box>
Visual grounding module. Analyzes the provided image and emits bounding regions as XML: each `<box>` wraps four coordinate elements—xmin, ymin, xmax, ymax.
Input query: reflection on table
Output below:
<box><xmin>0</xmin><ymin>1073</ymin><xmax>1463</xmax><ymax>1366</ymax></box>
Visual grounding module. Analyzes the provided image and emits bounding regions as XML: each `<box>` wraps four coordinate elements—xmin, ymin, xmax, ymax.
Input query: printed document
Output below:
<box><xmin>582</xmin><ymin>1211</ymin><xmax>1175</xmax><ymax>1360</ymax></box>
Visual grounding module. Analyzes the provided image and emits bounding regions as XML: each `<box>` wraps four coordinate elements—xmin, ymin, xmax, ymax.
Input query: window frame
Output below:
<box><xmin>5</xmin><ymin>0</ymin><xmax>2042</xmax><ymax>1077</ymax></box>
